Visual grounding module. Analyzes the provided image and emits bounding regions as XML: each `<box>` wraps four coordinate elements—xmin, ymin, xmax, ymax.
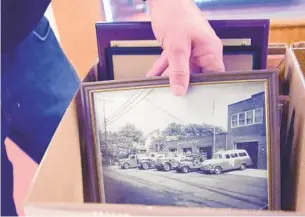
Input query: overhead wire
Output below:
<box><xmin>106</xmin><ymin>89</ymin><xmax>154</xmax><ymax>126</ymax></box>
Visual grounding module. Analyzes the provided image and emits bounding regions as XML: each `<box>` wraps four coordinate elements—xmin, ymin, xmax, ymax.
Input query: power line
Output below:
<box><xmin>106</xmin><ymin>89</ymin><xmax>151</xmax><ymax>123</ymax></box>
<box><xmin>146</xmin><ymin>99</ymin><xmax>217</xmax><ymax>136</ymax></box>
<box><xmin>107</xmin><ymin>90</ymin><xmax>153</xmax><ymax>126</ymax></box>
<box><xmin>145</xmin><ymin>99</ymin><xmax>186</xmax><ymax>124</ymax></box>
<box><xmin>107</xmin><ymin>89</ymin><xmax>153</xmax><ymax>126</ymax></box>
<box><xmin>106</xmin><ymin>90</ymin><xmax>143</xmax><ymax>122</ymax></box>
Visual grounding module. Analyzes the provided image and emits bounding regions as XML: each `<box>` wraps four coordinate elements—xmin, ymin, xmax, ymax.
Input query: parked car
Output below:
<box><xmin>118</xmin><ymin>154</ymin><xmax>138</xmax><ymax>169</ymax></box>
<box><xmin>155</xmin><ymin>153</ymin><xmax>183</xmax><ymax>171</ymax></box>
<box><xmin>201</xmin><ymin>149</ymin><xmax>253</xmax><ymax>175</ymax></box>
<box><xmin>176</xmin><ymin>154</ymin><xmax>207</xmax><ymax>173</ymax></box>
<box><xmin>138</xmin><ymin>152</ymin><xmax>160</xmax><ymax>170</ymax></box>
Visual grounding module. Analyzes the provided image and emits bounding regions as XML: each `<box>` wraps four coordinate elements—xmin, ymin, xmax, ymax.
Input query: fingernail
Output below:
<box><xmin>172</xmin><ymin>84</ymin><xmax>186</xmax><ymax>96</ymax></box>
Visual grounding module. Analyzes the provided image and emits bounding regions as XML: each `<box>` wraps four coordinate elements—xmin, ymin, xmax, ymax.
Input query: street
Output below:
<box><xmin>102</xmin><ymin>166</ymin><xmax>268</xmax><ymax>210</ymax></box>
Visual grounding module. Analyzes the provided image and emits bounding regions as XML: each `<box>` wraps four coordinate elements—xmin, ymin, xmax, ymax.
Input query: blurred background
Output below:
<box><xmin>101</xmin><ymin>0</ymin><xmax>305</xmax><ymax>21</ymax></box>
<box><xmin>6</xmin><ymin>0</ymin><xmax>304</xmax><ymax>215</ymax></box>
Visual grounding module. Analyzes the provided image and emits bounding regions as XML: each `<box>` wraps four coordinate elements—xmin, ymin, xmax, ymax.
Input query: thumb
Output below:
<box><xmin>166</xmin><ymin>37</ymin><xmax>191</xmax><ymax>96</ymax></box>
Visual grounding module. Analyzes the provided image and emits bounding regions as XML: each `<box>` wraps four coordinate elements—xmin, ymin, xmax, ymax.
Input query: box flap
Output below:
<box><xmin>25</xmin><ymin>97</ymin><xmax>84</xmax><ymax>205</ymax></box>
<box><xmin>284</xmin><ymin>42</ymin><xmax>305</xmax><ymax>212</ymax></box>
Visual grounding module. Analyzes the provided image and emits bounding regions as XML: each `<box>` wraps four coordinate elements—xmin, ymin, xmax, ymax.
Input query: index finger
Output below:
<box><xmin>165</xmin><ymin>36</ymin><xmax>191</xmax><ymax>96</ymax></box>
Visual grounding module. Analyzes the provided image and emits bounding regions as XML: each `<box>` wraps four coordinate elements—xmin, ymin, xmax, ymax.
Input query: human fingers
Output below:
<box><xmin>191</xmin><ymin>27</ymin><xmax>225</xmax><ymax>72</ymax></box>
<box><xmin>165</xmin><ymin>35</ymin><xmax>191</xmax><ymax>96</ymax></box>
<box><xmin>161</xmin><ymin>67</ymin><xmax>170</xmax><ymax>77</ymax></box>
<box><xmin>193</xmin><ymin>53</ymin><xmax>225</xmax><ymax>73</ymax></box>
<box><xmin>146</xmin><ymin>51</ymin><xmax>168</xmax><ymax>77</ymax></box>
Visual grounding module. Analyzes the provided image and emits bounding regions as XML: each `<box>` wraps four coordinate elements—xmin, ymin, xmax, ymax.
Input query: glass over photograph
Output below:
<box><xmin>92</xmin><ymin>81</ymin><xmax>270</xmax><ymax>210</ymax></box>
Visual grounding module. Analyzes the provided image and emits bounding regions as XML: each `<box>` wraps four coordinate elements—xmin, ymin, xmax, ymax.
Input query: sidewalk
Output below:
<box><xmin>227</xmin><ymin>169</ymin><xmax>268</xmax><ymax>179</ymax></box>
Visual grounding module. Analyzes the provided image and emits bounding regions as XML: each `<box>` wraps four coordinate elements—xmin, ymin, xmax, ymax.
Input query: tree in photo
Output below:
<box><xmin>150</xmin><ymin>129</ymin><xmax>166</xmax><ymax>152</ymax></box>
<box><xmin>162</xmin><ymin>122</ymin><xmax>185</xmax><ymax>139</ymax></box>
<box><xmin>184</xmin><ymin>123</ymin><xmax>226</xmax><ymax>137</ymax></box>
<box><xmin>161</xmin><ymin>122</ymin><xmax>226</xmax><ymax>139</ymax></box>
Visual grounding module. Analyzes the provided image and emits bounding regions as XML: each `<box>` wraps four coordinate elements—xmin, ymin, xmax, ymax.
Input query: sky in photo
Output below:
<box><xmin>93</xmin><ymin>81</ymin><xmax>265</xmax><ymax>135</ymax></box>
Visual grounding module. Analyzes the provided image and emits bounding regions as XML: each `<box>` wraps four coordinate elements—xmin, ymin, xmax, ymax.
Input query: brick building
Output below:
<box><xmin>163</xmin><ymin>134</ymin><xmax>227</xmax><ymax>159</ymax></box>
<box><xmin>227</xmin><ymin>91</ymin><xmax>267</xmax><ymax>169</ymax></box>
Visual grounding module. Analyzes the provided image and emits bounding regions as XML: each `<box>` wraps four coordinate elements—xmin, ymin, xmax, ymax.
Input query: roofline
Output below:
<box><xmin>228</xmin><ymin>91</ymin><xmax>265</xmax><ymax>107</ymax></box>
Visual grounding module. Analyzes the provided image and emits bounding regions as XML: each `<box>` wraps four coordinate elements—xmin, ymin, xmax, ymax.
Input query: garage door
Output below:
<box><xmin>236</xmin><ymin>141</ymin><xmax>258</xmax><ymax>168</ymax></box>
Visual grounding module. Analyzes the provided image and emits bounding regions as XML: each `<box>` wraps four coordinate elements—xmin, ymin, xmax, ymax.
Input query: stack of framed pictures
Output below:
<box><xmin>95</xmin><ymin>19</ymin><xmax>270</xmax><ymax>81</ymax></box>
<box><xmin>75</xmin><ymin>19</ymin><xmax>294</xmax><ymax>213</ymax></box>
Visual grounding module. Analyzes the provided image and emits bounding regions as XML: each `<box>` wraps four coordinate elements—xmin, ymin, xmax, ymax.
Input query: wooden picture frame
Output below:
<box><xmin>78</xmin><ymin>70</ymin><xmax>280</xmax><ymax>210</ymax></box>
<box><xmin>95</xmin><ymin>20</ymin><xmax>270</xmax><ymax>81</ymax></box>
<box><xmin>105</xmin><ymin>46</ymin><xmax>260</xmax><ymax>80</ymax></box>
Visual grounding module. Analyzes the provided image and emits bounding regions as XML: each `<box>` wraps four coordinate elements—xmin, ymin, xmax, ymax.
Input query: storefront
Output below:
<box><xmin>163</xmin><ymin>134</ymin><xmax>227</xmax><ymax>159</ymax></box>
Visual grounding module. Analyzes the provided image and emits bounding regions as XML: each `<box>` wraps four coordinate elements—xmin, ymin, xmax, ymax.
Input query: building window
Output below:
<box><xmin>246</xmin><ymin>110</ymin><xmax>253</xmax><ymax>125</ymax></box>
<box><xmin>238</xmin><ymin>113</ymin><xmax>245</xmax><ymax>126</ymax></box>
<box><xmin>231</xmin><ymin>114</ymin><xmax>238</xmax><ymax>128</ymax></box>
<box><xmin>254</xmin><ymin>108</ymin><xmax>263</xmax><ymax>123</ymax></box>
<box><xmin>231</xmin><ymin>107</ymin><xmax>264</xmax><ymax>128</ymax></box>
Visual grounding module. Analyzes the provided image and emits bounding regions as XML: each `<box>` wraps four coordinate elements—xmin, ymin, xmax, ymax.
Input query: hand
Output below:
<box><xmin>146</xmin><ymin>0</ymin><xmax>225</xmax><ymax>96</ymax></box>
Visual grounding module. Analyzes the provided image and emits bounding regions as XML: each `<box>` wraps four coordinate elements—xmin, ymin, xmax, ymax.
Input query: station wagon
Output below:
<box><xmin>201</xmin><ymin>149</ymin><xmax>253</xmax><ymax>174</ymax></box>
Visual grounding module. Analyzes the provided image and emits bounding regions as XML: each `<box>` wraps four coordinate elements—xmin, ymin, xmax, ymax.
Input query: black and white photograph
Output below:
<box><xmin>92</xmin><ymin>81</ymin><xmax>270</xmax><ymax>210</ymax></box>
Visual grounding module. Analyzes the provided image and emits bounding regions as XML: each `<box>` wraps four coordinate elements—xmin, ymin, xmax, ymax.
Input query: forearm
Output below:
<box><xmin>145</xmin><ymin>0</ymin><xmax>200</xmax><ymax>21</ymax></box>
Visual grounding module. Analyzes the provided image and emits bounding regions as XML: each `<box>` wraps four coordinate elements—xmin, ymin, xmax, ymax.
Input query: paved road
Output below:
<box><xmin>102</xmin><ymin>166</ymin><xmax>268</xmax><ymax>210</ymax></box>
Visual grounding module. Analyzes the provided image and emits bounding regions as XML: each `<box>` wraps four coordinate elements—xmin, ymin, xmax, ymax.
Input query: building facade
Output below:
<box><xmin>227</xmin><ymin>91</ymin><xmax>267</xmax><ymax>169</ymax></box>
<box><xmin>163</xmin><ymin>134</ymin><xmax>227</xmax><ymax>159</ymax></box>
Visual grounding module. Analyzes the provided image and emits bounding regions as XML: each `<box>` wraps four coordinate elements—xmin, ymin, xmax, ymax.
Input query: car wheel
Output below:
<box><xmin>182</xmin><ymin>166</ymin><xmax>189</xmax><ymax>173</ymax></box>
<box><xmin>214</xmin><ymin>166</ymin><xmax>222</xmax><ymax>175</ymax></box>
<box><xmin>193</xmin><ymin>159</ymin><xmax>200</xmax><ymax>166</ymax></box>
<box><xmin>240</xmin><ymin>163</ymin><xmax>247</xmax><ymax>170</ymax></box>
<box><xmin>163</xmin><ymin>163</ymin><xmax>171</xmax><ymax>171</ymax></box>
<box><xmin>141</xmin><ymin>162</ymin><xmax>149</xmax><ymax>170</ymax></box>
<box><xmin>123</xmin><ymin>163</ymin><xmax>129</xmax><ymax>169</ymax></box>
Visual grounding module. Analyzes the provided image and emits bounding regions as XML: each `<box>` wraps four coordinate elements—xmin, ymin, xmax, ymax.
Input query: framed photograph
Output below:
<box><xmin>79</xmin><ymin>70</ymin><xmax>280</xmax><ymax>210</ymax></box>
<box><xmin>105</xmin><ymin>46</ymin><xmax>259</xmax><ymax>80</ymax></box>
<box><xmin>95</xmin><ymin>20</ymin><xmax>269</xmax><ymax>81</ymax></box>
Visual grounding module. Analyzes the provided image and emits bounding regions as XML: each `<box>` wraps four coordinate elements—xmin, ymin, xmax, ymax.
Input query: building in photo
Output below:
<box><xmin>163</xmin><ymin>134</ymin><xmax>227</xmax><ymax>159</ymax></box>
<box><xmin>227</xmin><ymin>91</ymin><xmax>267</xmax><ymax>169</ymax></box>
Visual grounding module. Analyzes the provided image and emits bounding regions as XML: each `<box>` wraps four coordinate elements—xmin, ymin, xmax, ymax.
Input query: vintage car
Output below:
<box><xmin>118</xmin><ymin>154</ymin><xmax>138</xmax><ymax>169</ymax></box>
<box><xmin>155</xmin><ymin>153</ymin><xmax>183</xmax><ymax>171</ymax></box>
<box><xmin>201</xmin><ymin>149</ymin><xmax>253</xmax><ymax>175</ymax></box>
<box><xmin>118</xmin><ymin>152</ymin><xmax>165</xmax><ymax>170</ymax></box>
<box><xmin>176</xmin><ymin>154</ymin><xmax>207</xmax><ymax>173</ymax></box>
<box><xmin>138</xmin><ymin>152</ymin><xmax>161</xmax><ymax>170</ymax></box>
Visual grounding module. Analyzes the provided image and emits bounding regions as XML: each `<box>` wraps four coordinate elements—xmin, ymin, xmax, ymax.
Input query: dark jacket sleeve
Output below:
<box><xmin>1</xmin><ymin>0</ymin><xmax>51</xmax><ymax>54</ymax></box>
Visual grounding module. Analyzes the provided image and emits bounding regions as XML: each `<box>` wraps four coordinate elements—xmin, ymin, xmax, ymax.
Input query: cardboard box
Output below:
<box><xmin>24</xmin><ymin>44</ymin><xmax>305</xmax><ymax>216</ymax></box>
<box><xmin>282</xmin><ymin>41</ymin><xmax>305</xmax><ymax>211</ymax></box>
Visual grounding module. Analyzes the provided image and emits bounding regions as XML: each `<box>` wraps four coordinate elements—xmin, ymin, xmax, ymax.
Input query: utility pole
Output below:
<box><xmin>103</xmin><ymin>100</ymin><xmax>108</xmax><ymax>150</ymax></box>
<box><xmin>212</xmin><ymin>100</ymin><xmax>216</xmax><ymax>155</ymax></box>
<box><xmin>97</xmin><ymin>98</ymin><xmax>113</xmax><ymax>163</ymax></box>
